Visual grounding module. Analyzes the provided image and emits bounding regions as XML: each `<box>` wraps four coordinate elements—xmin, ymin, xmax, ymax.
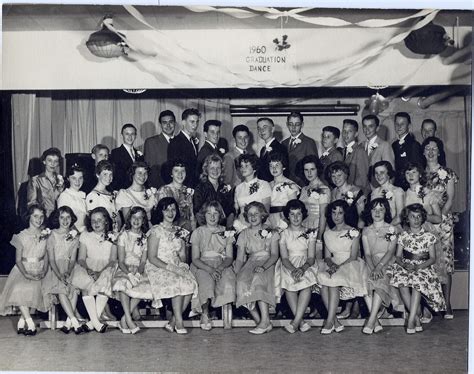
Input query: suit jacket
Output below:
<box><xmin>365</xmin><ymin>136</ymin><xmax>395</xmax><ymax>168</ymax></box>
<box><xmin>110</xmin><ymin>144</ymin><xmax>144</xmax><ymax>190</ymax></box>
<box><xmin>222</xmin><ymin>147</ymin><xmax>249</xmax><ymax>187</ymax></box>
<box><xmin>258</xmin><ymin>139</ymin><xmax>289</xmax><ymax>182</ymax></box>
<box><xmin>282</xmin><ymin>133</ymin><xmax>319</xmax><ymax>186</ymax></box>
<box><xmin>392</xmin><ymin>133</ymin><xmax>423</xmax><ymax>187</ymax></box>
<box><xmin>197</xmin><ymin>141</ymin><xmax>227</xmax><ymax>175</ymax></box>
<box><xmin>167</xmin><ymin>131</ymin><xmax>199</xmax><ymax>187</ymax></box>
<box><xmin>144</xmin><ymin>133</ymin><xmax>170</xmax><ymax>188</ymax></box>
<box><xmin>344</xmin><ymin>142</ymin><xmax>370</xmax><ymax>194</ymax></box>
<box><xmin>320</xmin><ymin>147</ymin><xmax>343</xmax><ymax>185</ymax></box>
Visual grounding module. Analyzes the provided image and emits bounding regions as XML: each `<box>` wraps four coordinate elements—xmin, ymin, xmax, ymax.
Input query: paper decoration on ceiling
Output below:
<box><xmin>86</xmin><ymin>16</ymin><xmax>129</xmax><ymax>58</ymax></box>
<box><xmin>404</xmin><ymin>21</ymin><xmax>454</xmax><ymax>55</ymax></box>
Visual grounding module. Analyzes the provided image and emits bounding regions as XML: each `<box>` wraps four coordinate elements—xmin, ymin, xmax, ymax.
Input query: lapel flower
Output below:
<box><xmin>321</xmin><ymin>150</ymin><xmax>330</xmax><ymax>158</ymax></box>
<box><xmin>174</xmin><ymin>227</ymin><xmax>190</xmax><ymax>241</ymax></box>
<box><xmin>293</xmin><ymin>138</ymin><xmax>302</xmax><ymax>146</ymax></box>
<box><xmin>400</xmin><ymin>152</ymin><xmax>407</xmax><ymax>157</ymax></box>
<box><xmin>55</xmin><ymin>174</ymin><xmax>64</xmax><ymax>190</ymax></box>
<box><xmin>437</xmin><ymin>168</ymin><xmax>448</xmax><ymax>181</ymax></box>
<box><xmin>369</xmin><ymin>142</ymin><xmax>379</xmax><ymax>151</ymax></box>
<box><xmin>342</xmin><ymin>190</ymin><xmax>354</xmax><ymax>205</ymax></box>
<box><xmin>182</xmin><ymin>187</ymin><xmax>194</xmax><ymax>199</ymax></box>
<box><xmin>384</xmin><ymin>227</ymin><xmax>397</xmax><ymax>242</ymax></box>
<box><xmin>65</xmin><ymin>229</ymin><xmax>78</xmax><ymax>241</ymax></box>
<box><xmin>136</xmin><ymin>150</ymin><xmax>143</xmax><ymax>157</ymax></box>
<box><xmin>265</xmin><ymin>146</ymin><xmax>273</xmax><ymax>153</ymax></box>
<box><xmin>259</xmin><ymin>229</ymin><xmax>272</xmax><ymax>239</ymax></box>
<box><xmin>136</xmin><ymin>232</ymin><xmax>147</xmax><ymax>246</ymax></box>
<box><xmin>340</xmin><ymin>228</ymin><xmax>360</xmax><ymax>240</ymax></box>
<box><xmin>144</xmin><ymin>187</ymin><xmax>157</xmax><ymax>201</ymax></box>
<box><xmin>219</xmin><ymin>184</ymin><xmax>232</xmax><ymax>194</ymax></box>
<box><xmin>106</xmin><ymin>231</ymin><xmax>118</xmax><ymax>244</ymax></box>
<box><xmin>346</xmin><ymin>145</ymin><xmax>353</xmax><ymax>155</ymax></box>
<box><xmin>298</xmin><ymin>228</ymin><xmax>317</xmax><ymax>240</ymax></box>
<box><xmin>219</xmin><ymin>148</ymin><xmax>226</xmax><ymax>154</ymax></box>
<box><xmin>382</xmin><ymin>189</ymin><xmax>394</xmax><ymax>201</ymax></box>
<box><xmin>192</xmin><ymin>136</ymin><xmax>200</xmax><ymax>145</ymax></box>
<box><xmin>39</xmin><ymin>228</ymin><xmax>51</xmax><ymax>241</ymax></box>
<box><xmin>249</xmin><ymin>181</ymin><xmax>260</xmax><ymax>195</ymax></box>
<box><xmin>275</xmin><ymin>182</ymin><xmax>294</xmax><ymax>193</ymax></box>
<box><xmin>415</xmin><ymin>185</ymin><xmax>426</xmax><ymax>201</ymax></box>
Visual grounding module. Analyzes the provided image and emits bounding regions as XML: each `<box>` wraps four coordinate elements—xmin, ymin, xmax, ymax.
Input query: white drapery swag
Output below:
<box><xmin>11</xmin><ymin>93</ymin><xmax>232</xmax><ymax>199</ymax></box>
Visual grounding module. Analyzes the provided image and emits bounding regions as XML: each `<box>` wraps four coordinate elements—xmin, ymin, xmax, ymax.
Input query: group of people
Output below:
<box><xmin>0</xmin><ymin>108</ymin><xmax>458</xmax><ymax>337</ymax></box>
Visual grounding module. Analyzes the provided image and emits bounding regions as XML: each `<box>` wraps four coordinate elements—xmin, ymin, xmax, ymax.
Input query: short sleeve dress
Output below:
<box><xmin>0</xmin><ymin>230</ymin><xmax>51</xmax><ymax>315</ymax></box>
<box><xmin>86</xmin><ymin>190</ymin><xmax>120</xmax><ymax>231</ymax></box>
<box><xmin>299</xmin><ymin>183</ymin><xmax>330</xmax><ymax>230</ymax></box>
<box><xmin>145</xmin><ymin>224</ymin><xmax>198</xmax><ymax>306</ymax></box>
<box><xmin>317</xmin><ymin>228</ymin><xmax>369</xmax><ymax>300</ymax></box>
<box><xmin>112</xmin><ymin>230</ymin><xmax>154</xmax><ymax>302</ymax></box>
<box><xmin>70</xmin><ymin>231</ymin><xmax>116</xmax><ymax>297</ymax></box>
<box><xmin>278</xmin><ymin>228</ymin><xmax>319</xmax><ymax>293</ymax></box>
<box><xmin>234</xmin><ymin>178</ymin><xmax>272</xmax><ymax>231</ymax></box>
<box><xmin>362</xmin><ymin>225</ymin><xmax>404</xmax><ymax>311</ymax></box>
<box><xmin>235</xmin><ymin>227</ymin><xmax>279</xmax><ymax>310</ymax></box>
<box><xmin>115</xmin><ymin>188</ymin><xmax>157</xmax><ymax>222</ymax></box>
<box><xmin>156</xmin><ymin>185</ymin><xmax>195</xmax><ymax>231</ymax></box>
<box><xmin>42</xmin><ymin>230</ymin><xmax>80</xmax><ymax>301</ymax></box>
<box><xmin>386</xmin><ymin>229</ymin><xmax>446</xmax><ymax>312</ymax></box>
<box><xmin>268</xmin><ymin>180</ymin><xmax>300</xmax><ymax>229</ymax></box>
<box><xmin>190</xmin><ymin>226</ymin><xmax>236</xmax><ymax>310</ymax></box>
<box><xmin>371</xmin><ymin>184</ymin><xmax>405</xmax><ymax>226</ymax></box>
<box><xmin>57</xmin><ymin>188</ymin><xmax>87</xmax><ymax>233</ymax></box>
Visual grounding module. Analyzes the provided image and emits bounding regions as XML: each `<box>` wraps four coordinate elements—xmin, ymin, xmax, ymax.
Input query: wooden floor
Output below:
<box><xmin>0</xmin><ymin>312</ymin><xmax>468</xmax><ymax>372</ymax></box>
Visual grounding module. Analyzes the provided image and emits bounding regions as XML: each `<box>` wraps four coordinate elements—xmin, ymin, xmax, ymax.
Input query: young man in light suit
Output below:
<box><xmin>197</xmin><ymin>119</ymin><xmax>228</xmax><ymax>175</ymax></box>
<box><xmin>282</xmin><ymin>111</ymin><xmax>319</xmax><ymax>186</ymax></box>
<box><xmin>144</xmin><ymin>110</ymin><xmax>176</xmax><ymax>188</ymax></box>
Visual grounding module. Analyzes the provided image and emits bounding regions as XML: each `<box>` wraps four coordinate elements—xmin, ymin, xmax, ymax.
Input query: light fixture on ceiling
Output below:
<box><xmin>230</xmin><ymin>103</ymin><xmax>360</xmax><ymax>117</ymax></box>
<box><xmin>365</xmin><ymin>86</ymin><xmax>389</xmax><ymax>115</ymax></box>
<box><xmin>404</xmin><ymin>21</ymin><xmax>454</xmax><ymax>55</ymax></box>
<box><xmin>86</xmin><ymin>15</ymin><xmax>129</xmax><ymax>58</ymax></box>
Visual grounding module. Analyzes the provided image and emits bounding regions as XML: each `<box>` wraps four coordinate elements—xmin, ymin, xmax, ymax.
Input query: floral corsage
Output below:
<box><xmin>384</xmin><ymin>227</ymin><xmax>397</xmax><ymax>242</ymax></box>
<box><xmin>65</xmin><ymin>229</ymin><xmax>78</xmax><ymax>241</ymax></box>
<box><xmin>38</xmin><ymin>228</ymin><xmax>51</xmax><ymax>241</ymax></box>
<box><xmin>144</xmin><ymin>187</ymin><xmax>157</xmax><ymax>201</ymax></box>
<box><xmin>340</xmin><ymin>228</ymin><xmax>360</xmax><ymax>240</ymax></box>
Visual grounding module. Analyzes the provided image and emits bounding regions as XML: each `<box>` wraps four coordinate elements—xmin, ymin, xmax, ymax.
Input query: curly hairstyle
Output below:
<box><xmin>401</xmin><ymin>203</ymin><xmax>427</xmax><ymax>227</ymax></box>
<box><xmin>296</xmin><ymin>154</ymin><xmax>324</xmax><ymax>183</ymax></box>
<box><xmin>243</xmin><ymin>201</ymin><xmax>269</xmax><ymax>224</ymax></box>
<box><xmin>402</xmin><ymin>162</ymin><xmax>427</xmax><ymax>190</ymax></box>
<box><xmin>196</xmin><ymin>200</ymin><xmax>225</xmax><ymax>227</ymax></box>
<box><xmin>95</xmin><ymin>160</ymin><xmax>114</xmax><ymax>177</ymax></box>
<box><xmin>151</xmin><ymin>197</ymin><xmax>181</xmax><ymax>225</ymax></box>
<box><xmin>283</xmin><ymin>199</ymin><xmax>308</xmax><ymax>221</ymax></box>
<box><xmin>161</xmin><ymin>159</ymin><xmax>187</xmax><ymax>185</ymax></box>
<box><xmin>421</xmin><ymin>136</ymin><xmax>446</xmax><ymax>167</ymax></box>
<box><xmin>85</xmin><ymin>207</ymin><xmax>112</xmax><ymax>233</ymax></box>
<box><xmin>124</xmin><ymin>206</ymin><xmax>149</xmax><ymax>233</ymax></box>
<box><xmin>236</xmin><ymin>153</ymin><xmax>260</xmax><ymax>174</ymax></box>
<box><xmin>25</xmin><ymin>204</ymin><xmax>47</xmax><ymax>226</ymax></box>
<box><xmin>199</xmin><ymin>154</ymin><xmax>224</xmax><ymax>183</ymax></box>
<box><xmin>372</xmin><ymin>160</ymin><xmax>395</xmax><ymax>179</ymax></box>
<box><xmin>49</xmin><ymin>206</ymin><xmax>78</xmax><ymax>229</ymax></box>
<box><xmin>326</xmin><ymin>161</ymin><xmax>350</xmax><ymax>188</ymax></box>
<box><xmin>127</xmin><ymin>161</ymin><xmax>150</xmax><ymax>187</ymax></box>
<box><xmin>363</xmin><ymin>197</ymin><xmax>392</xmax><ymax>226</ymax></box>
<box><xmin>325</xmin><ymin>199</ymin><xmax>351</xmax><ymax>229</ymax></box>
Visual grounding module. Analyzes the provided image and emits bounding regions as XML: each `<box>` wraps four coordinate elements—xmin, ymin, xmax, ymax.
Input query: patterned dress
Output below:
<box><xmin>235</xmin><ymin>227</ymin><xmax>279</xmax><ymax>310</ymax></box>
<box><xmin>317</xmin><ymin>229</ymin><xmax>369</xmax><ymax>299</ymax></box>
<box><xmin>42</xmin><ymin>230</ymin><xmax>80</xmax><ymax>301</ymax></box>
<box><xmin>58</xmin><ymin>188</ymin><xmax>87</xmax><ymax>233</ymax></box>
<box><xmin>156</xmin><ymin>185</ymin><xmax>195</xmax><ymax>231</ymax></box>
<box><xmin>268</xmin><ymin>179</ymin><xmax>300</xmax><ymax>229</ymax></box>
<box><xmin>299</xmin><ymin>182</ymin><xmax>330</xmax><ymax>230</ymax></box>
<box><xmin>0</xmin><ymin>230</ymin><xmax>51</xmax><ymax>314</ymax></box>
<box><xmin>387</xmin><ymin>230</ymin><xmax>446</xmax><ymax>311</ymax></box>
<box><xmin>234</xmin><ymin>178</ymin><xmax>272</xmax><ymax>231</ymax></box>
<box><xmin>278</xmin><ymin>228</ymin><xmax>319</xmax><ymax>293</ymax></box>
<box><xmin>115</xmin><ymin>188</ymin><xmax>157</xmax><ymax>222</ymax></box>
<box><xmin>86</xmin><ymin>190</ymin><xmax>120</xmax><ymax>232</ymax></box>
<box><xmin>425</xmin><ymin>167</ymin><xmax>459</xmax><ymax>282</ymax></box>
<box><xmin>145</xmin><ymin>224</ymin><xmax>198</xmax><ymax>305</ymax></box>
<box><xmin>190</xmin><ymin>226</ymin><xmax>236</xmax><ymax>310</ymax></box>
<box><xmin>362</xmin><ymin>225</ymin><xmax>404</xmax><ymax>311</ymax></box>
<box><xmin>70</xmin><ymin>231</ymin><xmax>116</xmax><ymax>297</ymax></box>
<box><xmin>112</xmin><ymin>231</ymin><xmax>154</xmax><ymax>301</ymax></box>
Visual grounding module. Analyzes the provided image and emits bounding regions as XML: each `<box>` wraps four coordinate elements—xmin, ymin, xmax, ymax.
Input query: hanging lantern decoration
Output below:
<box><xmin>404</xmin><ymin>22</ymin><xmax>453</xmax><ymax>55</ymax></box>
<box><xmin>365</xmin><ymin>92</ymin><xmax>389</xmax><ymax>115</ymax></box>
<box><xmin>86</xmin><ymin>16</ymin><xmax>129</xmax><ymax>58</ymax></box>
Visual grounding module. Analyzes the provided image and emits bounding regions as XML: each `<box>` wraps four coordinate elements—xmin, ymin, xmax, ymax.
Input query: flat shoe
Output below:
<box><xmin>415</xmin><ymin>325</ymin><xmax>423</xmax><ymax>332</ymax></box>
<box><xmin>81</xmin><ymin>323</ymin><xmax>92</xmax><ymax>333</ymax></box>
<box><xmin>73</xmin><ymin>326</ymin><xmax>84</xmax><ymax>335</ymax></box>
<box><xmin>420</xmin><ymin>315</ymin><xmax>433</xmax><ymax>324</ymax></box>
<box><xmin>97</xmin><ymin>324</ymin><xmax>107</xmax><ymax>333</ymax></box>
<box><xmin>444</xmin><ymin>313</ymin><xmax>454</xmax><ymax>320</ymax></box>
<box><xmin>17</xmin><ymin>327</ymin><xmax>25</xmax><ymax>335</ymax></box>
<box><xmin>24</xmin><ymin>329</ymin><xmax>37</xmax><ymax>336</ymax></box>
<box><xmin>164</xmin><ymin>323</ymin><xmax>174</xmax><ymax>333</ymax></box>
<box><xmin>374</xmin><ymin>325</ymin><xmax>383</xmax><ymax>333</ymax></box>
<box><xmin>336</xmin><ymin>311</ymin><xmax>350</xmax><ymax>319</ymax></box>
<box><xmin>406</xmin><ymin>327</ymin><xmax>416</xmax><ymax>334</ymax></box>
<box><xmin>362</xmin><ymin>326</ymin><xmax>374</xmax><ymax>335</ymax></box>
<box><xmin>320</xmin><ymin>325</ymin><xmax>335</xmax><ymax>335</ymax></box>
<box><xmin>284</xmin><ymin>324</ymin><xmax>297</xmax><ymax>334</ymax></box>
<box><xmin>130</xmin><ymin>326</ymin><xmax>141</xmax><ymax>335</ymax></box>
<box><xmin>249</xmin><ymin>324</ymin><xmax>272</xmax><ymax>335</ymax></box>
<box><xmin>175</xmin><ymin>326</ymin><xmax>188</xmax><ymax>335</ymax></box>
<box><xmin>335</xmin><ymin>324</ymin><xmax>345</xmax><ymax>333</ymax></box>
<box><xmin>119</xmin><ymin>326</ymin><xmax>131</xmax><ymax>334</ymax></box>
<box><xmin>299</xmin><ymin>322</ymin><xmax>311</xmax><ymax>333</ymax></box>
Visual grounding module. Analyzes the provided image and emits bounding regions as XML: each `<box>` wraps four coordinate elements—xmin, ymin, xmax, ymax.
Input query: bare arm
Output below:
<box><xmin>147</xmin><ymin>232</ymin><xmax>167</xmax><ymax>269</ymax></box>
<box><xmin>443</xmin><ymin>178</ymin><xmax>455</xmax><ymax>215</ymax></box>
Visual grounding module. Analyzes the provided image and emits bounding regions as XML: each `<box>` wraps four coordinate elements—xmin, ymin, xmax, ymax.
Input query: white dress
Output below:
<box><xmin>58</xmin><ymin>188</ymin><xmax>87</xmax><ymax>233</ymax></box>
<box><xmin>115</xmin><ymin>188</ymin><xmax>157</xmax><ymax>222</ymax></box>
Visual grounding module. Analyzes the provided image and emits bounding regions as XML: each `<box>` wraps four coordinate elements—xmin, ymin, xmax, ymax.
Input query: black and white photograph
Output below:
<box><xmin>0</xmin><ymin>1</ymin><xmax>471</xmax><ymax>372</ymax></box>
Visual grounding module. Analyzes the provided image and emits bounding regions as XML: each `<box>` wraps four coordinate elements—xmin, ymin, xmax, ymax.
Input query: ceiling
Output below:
<box><xmin>3</xmin><ymin>4</ymin><xmax>472</xmax><ymax>31</ymax></box>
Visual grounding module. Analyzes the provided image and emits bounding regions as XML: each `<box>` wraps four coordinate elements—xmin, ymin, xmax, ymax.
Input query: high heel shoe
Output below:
<box><xmin>130</xmin><ymin>326</ymin><xmax>141</xmax><ymax>335</ymax></box>
<box><xmin>362</xmin><ymin>326</ymin><xmax>374</xmax><ymax>335</ymax></box>
<box><xmin>174</xmin><ymin>326</ymin><xmax>188</xmax><ymax>335</ymax></box>
<box><xmin>164</xmin><ymin>323</ymin><xmax>174</xmax><ymax>333</ymax></box>
<box><xmin>334</xmin><ymin>323</ymin><xmax>345</xmax><ymax>333</ymax></box>
<box><xmin>320</xmin><ymin>325</ymin><xmax>335</xmax><ymax>335</ymax></box>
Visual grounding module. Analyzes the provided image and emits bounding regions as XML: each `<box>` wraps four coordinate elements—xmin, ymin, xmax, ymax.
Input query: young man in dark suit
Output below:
<box><xmin>144</xmin><ymin>110</ymin><xmax>176</xmax><ymax>188</ymax></box>
<box><xmin>223</xmin><ymin>124</ymin><xmax>252</xmax><ymax>187</ymax></box>
<box><xmin>257</xmin><ymin>117</ymin><xmax>288</xmax><ymax>182</ymax></box>
<box><xmin>197</xmin><ymin>119</ymin><xmax>226</xmax><ymax>174</ymax></box>
<box><xmin>392</xmin><ymin>112</ymin><xmax>423</xmax><ymax>187</ymax></box>
<box><xmin>110</xmin><ymin>123</ymin><xmax>144</xmax><ymax>190</ymax></box>
<box><xmin>82</xmin><ymin>144</ymin><xmax>110</xmax><ymax>194</ymax></box>
<box><xmin>320</xmin><ymin>125</ymin><xmax>343</xmax><ymax>185</ymax></box>
<box><xmin>282</xmin><ymin>111</ymin><xmax>319</xmax><ymax>186</ymax></box>
<box><xmin>167</xmin><ymin>108</ymin><xmax>201</xmax><ymax>187</ymax></box>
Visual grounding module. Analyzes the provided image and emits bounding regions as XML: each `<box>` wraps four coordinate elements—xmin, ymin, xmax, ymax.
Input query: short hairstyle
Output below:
<box><xmin>362</xmin><ymin>114</ymin><xmax>380</xmax><ymax>127</ymax></box>
<box><xmin>402</xmin><ymin>162</ymin><xmax>427</xmax><ymax>188</ymax></box>
<box><xmin>401</xmin><ymin>203</ymin><xmax>427</xmax><ymax>227</ymax></box>
<box><xmin>395</xmin><ymin>112</ymin><xmax>411</xmax><ymax>124</ymax></box>
<box><xmin>421</xmin><ymin>136</ymin><xmax>446</xmax><ymax>167</ymax></box>
<box><xmin>322</xmin><ymin>126</ymin><xmax>340</xmax><ymax>139</ymax></box>
<box><xmin>236</xmin><ymin>153</ymin><xmax>259</xmax><ymax>172</ymax></box>
<box><xmin>151</xmin><ymin>197</ymin><xmax>180</xmax><ymax>225</ymax></box>
<box><xmin>49</xmin><ymin>206</ymin><xmax>78</xmax><ymax>229</ymax></box>
<box><xmin>283</xmin><ymin>199</ymin><xmax>308</xmax><ymax>221</ymax></box>
<box><xmin>159</xmin><ymin>110</ymin><xmax>176</xmax><ymax>123</ymax></box>
<box><xmin>25</xmin><ymin>204</ymin><xmax>47</xmax><ymax>226</ymax></box>
<box><xmin>287</xmin><ymin>111</ymin><xmax>303</xmax><ymax>123</ymax></box>
<box><xmin>196</xmin><ymin>200</ymin><xmax>226</xmax><ymax>227</ymax></box>
<box><xmin>182</xmin><ymin>108</ymin><xmax>201</xmax><ymax>120</ymax></box>
<box><xmin>162</xmin><ymin>158</ymin><xmax>187</xmax><ymax>184</ymax></box>
<box><xmin>326</xmin><ymin>199</ymin><xmax>351</xmax><ymax>229</ymax></box>
<box><xmin>363</xmin><ymin>197</ymin><xmax>392</xmax><ymax>226</ymax></box>
<box><xmin>372</xmin><ymin>160</ymin><xmax>395</xmax><ymax>179</ymax></box>
<box><xmin>243</xmin><ymin>201</ymin><xmax>269</xmax><ymax>223</ymax></box>
<box><xmin>297</xmin><ymin>154</ymin><xmax>324</xmax><ymax>182</ymax></box>
<box><xmin>257</xmin><ymin>117</ymin><xmax>274</xmax><ymax>126</ymax></box>
<box><xmin>91</xmin><ymin>144</ymin><xmax>110</xmax><ymax>155</ymax></box>
<box><xmin>326</xmin><ymin>161</ymin><xmax>350</xmax><ymax>188</ymax></box>
<box><xmin>268</xmin><ymin>151</ymin><xmax>289</xmax><ymax>170</ymax></box>
<box><xmin>421</xmin><ymin>119</ymin><xmax>437</xmax><ymax>131</ymax></box>
<box><xmin>232</xmin><ymin>124</ymin><xmax>250</xmax><ymax>138</ymax></box>
<box><xmin>127</xmin><ymin>161</ymin><xmax>150</xmax><ymax>186</ymax></box>
<box><xmin>121</xmin><ymin>123</ymin><xmax>137</xmax><ymax>134</ymax></box>
<box><xmin>124</xmin><ymin>206</ymin><xmax>149</xmax><ymax>234</ymax></box>
<box><xmin>41</xmin><ymin>147</ymin><xmax>62</xmax><ymax>162</ymax></box>
<box><xmin>200</xmin><ymin>154</ymin><xmax>223</xmax><ymax>183</ymax></box>
<box><xmin>343</xmin><ymin>119</ymin><xmax>359</xmax><ymax>131</ymax></box>
<box><xmin>66</xmin><ymin>163</ymin><xmax>85</xmax><ymax>180</ymax></box>
<box><xmin>86</xmin><ymin>207</ymin><xmax>112</xmax><ymax>233</ymax></box>
<box><xmin>95</xmin><ymin>160</ymin><xmax>114</xmax><ymax>177</ymax></box>
<box><xmin>203</xmin><ymin>120</ymin><xmax>222</xmax><ymax>133</ymax></box>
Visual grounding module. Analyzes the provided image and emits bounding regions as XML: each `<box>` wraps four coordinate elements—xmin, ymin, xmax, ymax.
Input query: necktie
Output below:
<box><xmin>343</xmin><ymin>147</ymin><xmax>347</xmax><ymax>160</ymax></box>
<box><xmin>130</xmin><ymin>148</ymin><xmax>135</xmax><ymax>162</ymax></box>
<box><xmin>191</xmin><ymin>138</ymin><xmax>197</xmax><ymax>155</ymax></box>
<box><xmin>289</xmin><ymin>138</ymin><xmax>295</xmax><ymax>150</ymax></box>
